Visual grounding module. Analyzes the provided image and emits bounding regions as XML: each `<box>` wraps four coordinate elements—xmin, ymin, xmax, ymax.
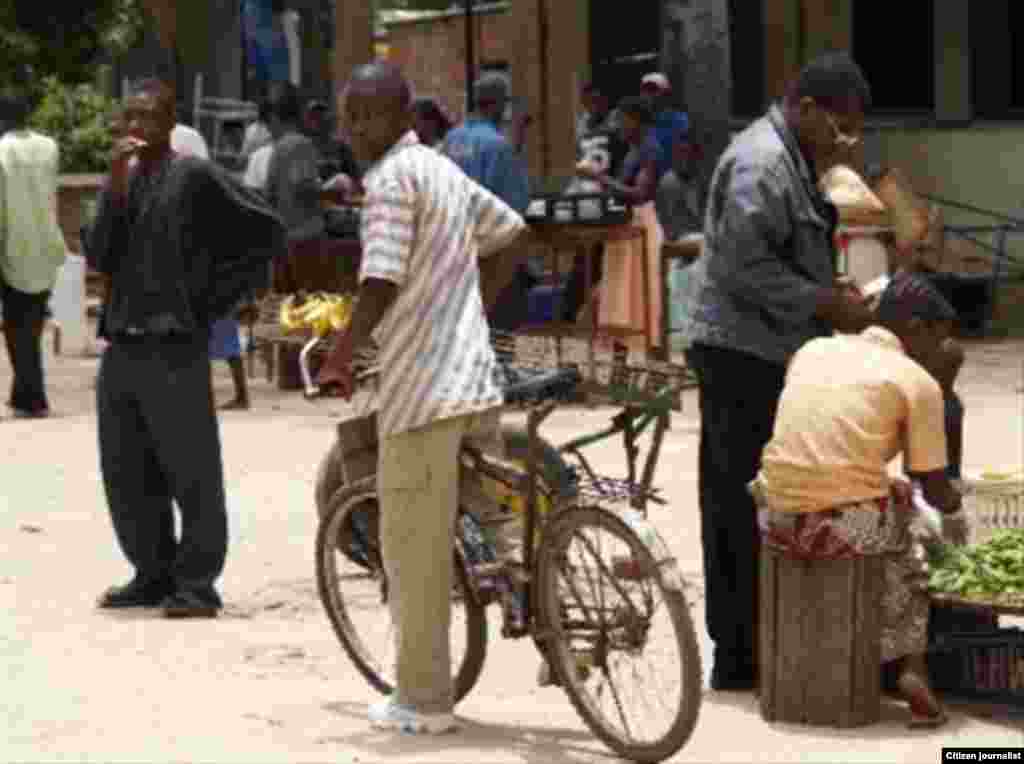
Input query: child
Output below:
<box><xmin>209</xmin><ymin>316</ymin><xmax>250</xmax><ymax>410</ymax></box>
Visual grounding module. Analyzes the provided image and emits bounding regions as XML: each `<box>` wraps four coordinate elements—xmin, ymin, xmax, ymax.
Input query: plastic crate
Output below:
<box><xmin>962</xmin><ymin>471</ymin><xmax>1024</xmax><ymax>544</ymax></box>
<box><xmin>927</xmin><ymin>627</ymin><xmax>1024</xmax><ymax>706</ymax></box>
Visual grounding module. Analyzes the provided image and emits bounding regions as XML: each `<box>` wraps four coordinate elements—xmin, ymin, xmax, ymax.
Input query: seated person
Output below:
<box><xmin>749</xmin><ymin>272</ymin><xmax>967</xmax><ymax>729</ymax></box>
<box><xmin>655</xmin><ymin>137</ymin><xmax>703</xmax><ymax>242</ymax></box>
<box><xmin>887</xmin><ymin>268</ymin><xmax>966</xmax><ymax>480</ymax></box>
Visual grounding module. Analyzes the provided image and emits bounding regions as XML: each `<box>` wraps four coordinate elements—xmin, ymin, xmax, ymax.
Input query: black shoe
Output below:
<box><xmin>97</xmin><ymin>577</ymin><xmax>175</xmax><ymax>609</ymax></box>
<box><xmin>161</xmin><ymin>590</ymin><xmax>222</xmax><ymax>619</ymax></box>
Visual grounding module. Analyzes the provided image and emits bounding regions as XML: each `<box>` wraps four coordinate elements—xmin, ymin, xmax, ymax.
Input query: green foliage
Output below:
<box><xmin>928</xmin><ymin>529</ymin><xmax>1024</xmax><ymax>597</ymax></box>
<box><xmin>1</xmin><ymin>0</ymin><xmax>145</xmax><ymax>86</ymax></box>
<box><xmin>27</xmin><ymin>78</ymin><xmax>118</xmax><ymax>174</ymax></box>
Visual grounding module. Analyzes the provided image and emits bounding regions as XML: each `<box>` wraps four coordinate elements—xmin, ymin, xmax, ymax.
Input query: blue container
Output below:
<box><xmin>526</xmin><ymin>284</ymin><xmax>565</xmax><ymax>324</ymax></box>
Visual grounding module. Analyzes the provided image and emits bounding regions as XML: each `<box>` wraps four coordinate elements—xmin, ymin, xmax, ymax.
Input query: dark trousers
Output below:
<box><xmin>97</xmin><ymin>334</ymin><xmax>227</xmax><ymax>601</ymax></box>
<box><xmin>686</xmin><ymin>343</ymin><xmax>787</xmax><ymax>672</ymax></box>
<box><xmin>944</xmin><ymin>390</ymin><xmax>964</xmax><ymax>479</ymax></box>
<box><xmin>1</xmin><ymin>282</ymin><xmax>51</xmax><ymax>414</ymax></box>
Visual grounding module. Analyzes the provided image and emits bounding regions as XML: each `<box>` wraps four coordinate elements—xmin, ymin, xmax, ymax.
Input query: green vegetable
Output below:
<box><xmin>927</xmin><ymin>529</ymin><xmax>1024</xmax><ymax>596</ymax></box>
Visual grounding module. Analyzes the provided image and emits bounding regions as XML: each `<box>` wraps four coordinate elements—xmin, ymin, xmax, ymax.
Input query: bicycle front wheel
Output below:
<box><xmin>535</xmin><ymin>504</ymin><xmax>701</xmax><ymax>763</ymax></box>
<box><xmin>315</xmin><ymin>477</ymin><xmax>488</xmax><ymax>701</ymax></box>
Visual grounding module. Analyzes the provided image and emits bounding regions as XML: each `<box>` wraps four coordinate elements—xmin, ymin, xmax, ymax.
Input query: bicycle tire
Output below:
<box><xmin>534</xmin><ymin>504</ymin><xmax>701</xmax><ymax>763</ymax></box>
<box><xmin>315</xmin><ymin>477</ymin><xmax>488</xmax><ymax>701</ymax></box>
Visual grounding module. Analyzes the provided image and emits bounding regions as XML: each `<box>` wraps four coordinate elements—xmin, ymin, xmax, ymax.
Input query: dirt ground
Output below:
<box><xmin>1</xmin><ymin>334</ymin><xmax>1021</xmax><ymax>763</ymax></box>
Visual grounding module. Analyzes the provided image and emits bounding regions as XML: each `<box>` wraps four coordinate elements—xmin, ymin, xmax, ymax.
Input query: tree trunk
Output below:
<box><xmin>661</xmin><ymin>0</ymin><xmax>732</xmax><ymax>211</ymax></box>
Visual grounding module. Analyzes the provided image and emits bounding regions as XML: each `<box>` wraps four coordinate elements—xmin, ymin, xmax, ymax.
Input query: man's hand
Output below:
<box><xmin>109</xmin><ymin>136</ymin><xmax>146</xmax><ymax>195</ymax></box>
<box><xmin>816</xmin><ymin>286</ymin><xmax>876</xmax><ymax>334</ymax></box>
<box><xmin>890</xmin><ymin>477</ymin><xmax>913</xmax><ymax>508</ymax></box>
<box><xmin>316</xmin><ymin>330</ymin><xmax>355</xmax><ymax>400</ymax></box>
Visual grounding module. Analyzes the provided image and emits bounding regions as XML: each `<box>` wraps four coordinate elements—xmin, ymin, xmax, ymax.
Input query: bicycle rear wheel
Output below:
<box><xmin>315</xmin><ymin>477</ymin><xmax>488</xmax><ymax>701</ymax></box>
<box><xmin>535</xmin><ymin>504</ymin><xmax>701</xmax><ymax>763</ymax></box>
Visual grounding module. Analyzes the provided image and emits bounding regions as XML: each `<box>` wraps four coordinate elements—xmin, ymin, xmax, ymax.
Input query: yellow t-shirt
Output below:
<box><xmin>757</xmin><ymin>326</ymin><xmax>948</xmax><ymax>513</ymax></box>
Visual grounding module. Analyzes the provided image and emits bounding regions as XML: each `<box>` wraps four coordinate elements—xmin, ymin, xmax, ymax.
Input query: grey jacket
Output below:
<box><xmin>265</xmin><ymin>130</ymin><xmax>324</xmax><ymax>242</ymax></box>
<box><xmin>683</xmin><ymin>106</ymin><xmax>839</xmax><ymax>365</ymax></box>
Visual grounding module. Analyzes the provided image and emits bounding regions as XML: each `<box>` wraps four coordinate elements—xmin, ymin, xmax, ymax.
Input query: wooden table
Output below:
<box><xmin>521</xmin><ymin>221</ymin><xmax>653</xmax><ymax>356</ymax></box>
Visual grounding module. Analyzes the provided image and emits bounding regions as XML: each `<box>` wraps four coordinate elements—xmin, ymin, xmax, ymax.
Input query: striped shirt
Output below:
<box><xmin>360</xmin><ymin>130</ymin><xmax>526</xmax><ymax>438</ymax></box>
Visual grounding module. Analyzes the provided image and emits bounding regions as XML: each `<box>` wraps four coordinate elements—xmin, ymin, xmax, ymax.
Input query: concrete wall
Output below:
<box><xmin>383</xmin><ymin>0</ymin><xmax>588</xmax><ymax>179</ymax></box>
<box><xmin>874</xmin><ymin>125</ymin><xmax>1024</xmax><ymax>269</ymax></box>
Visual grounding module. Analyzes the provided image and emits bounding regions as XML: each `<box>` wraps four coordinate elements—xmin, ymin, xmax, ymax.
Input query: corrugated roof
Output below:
<box><xmin>378</xmin><ymin>2</ymin><xmax>510</xmax><ymax>29</ymax></box>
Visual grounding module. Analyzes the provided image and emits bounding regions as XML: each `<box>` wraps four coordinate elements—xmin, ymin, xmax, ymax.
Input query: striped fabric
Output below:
<box><xmin>360</xmin><ymin>131</ymin><xmax>526</xmax><ymax>438</ymax></box>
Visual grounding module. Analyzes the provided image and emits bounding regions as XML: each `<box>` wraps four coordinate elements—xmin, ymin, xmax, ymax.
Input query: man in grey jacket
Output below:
<box><xmin>683</xmin><ymin>51</ymin><xmax>877</xmax><ymax>691</ymax></box>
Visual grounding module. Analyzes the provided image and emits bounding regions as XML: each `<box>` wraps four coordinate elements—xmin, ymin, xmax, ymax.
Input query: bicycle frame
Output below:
<box><xmin>460</xmin><ymin>383</ymin><xmax>677</xmax><ymax>639</ymax></box>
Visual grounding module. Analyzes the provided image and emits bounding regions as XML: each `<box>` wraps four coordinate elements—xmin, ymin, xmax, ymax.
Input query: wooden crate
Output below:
<box><xmin>760</xmin><ymin>547</ymin><xmax>884</xmax><ymax>727</ymax></box>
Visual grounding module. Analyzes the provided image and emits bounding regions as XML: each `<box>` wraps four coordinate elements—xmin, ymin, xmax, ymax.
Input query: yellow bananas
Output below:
<box><xmin>278</xmin><ymin>292</ymin><xmax>354</xmax><ymax>337</ymax></box>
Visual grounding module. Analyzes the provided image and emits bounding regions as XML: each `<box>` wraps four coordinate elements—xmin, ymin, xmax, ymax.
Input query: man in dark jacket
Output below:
<box><xmin>683</xmin><ymin>52</ymin><xmax>878</xmax><ymax>690</ymax></box>
<box><xmin>87</xmin><ymin>78</ymin><xmax>285</xmax><ymax>618</ymax></box>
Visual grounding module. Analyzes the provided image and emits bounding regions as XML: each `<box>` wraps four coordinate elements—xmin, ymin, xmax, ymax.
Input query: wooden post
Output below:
<box><xmin>760</xmin><ymin>546</ymin><xmax>884</xmax><ymax>727</ymax></box>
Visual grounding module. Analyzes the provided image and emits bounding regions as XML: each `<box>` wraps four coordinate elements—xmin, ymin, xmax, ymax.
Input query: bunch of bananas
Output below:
<box><xmin>278</xmin><ymin>292</ymin><xmax>354</xmax><ymax>337</ymax></box>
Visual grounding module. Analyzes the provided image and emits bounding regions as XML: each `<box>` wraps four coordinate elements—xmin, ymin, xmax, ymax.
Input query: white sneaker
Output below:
<box><xmin>368</xmin><ymin>698</ymin><xmax>459</xmax><ymax>734</ymax></box>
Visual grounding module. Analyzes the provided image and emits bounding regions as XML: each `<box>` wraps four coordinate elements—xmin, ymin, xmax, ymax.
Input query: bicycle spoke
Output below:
<box><xmin>538</xmin><ymin>506</ymin><xmax>701</xmax><ymax>759</ymax></box>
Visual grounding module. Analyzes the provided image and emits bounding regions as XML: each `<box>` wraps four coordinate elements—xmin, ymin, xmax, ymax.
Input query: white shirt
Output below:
<box><xmin>243</xmin><ymin>144</ymin><xmax>273</xmax><ymax>189</ymax></box>
<box><xmin>170</xmin><ymin>124</ymin><xmax>210</xmax><ymax>159</ymax></box>
<box><xmin>0</xmin><ymin>130</ymin><xmax>66</xmax><ymax>293</ymax></box>
<box><xmin>359</xmin><ymin>131</ymin><xmax>526</xmax><ymax>438</ymax></box>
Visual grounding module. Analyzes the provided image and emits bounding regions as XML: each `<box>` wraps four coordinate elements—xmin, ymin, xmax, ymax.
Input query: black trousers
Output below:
<box><xmin>97</xmin><ymin>333</ymin><xmax>227</xmax><ymax>601</ymax></box>
<box><xmin>1</xmin><ymin>282</ymin><xmax>51</xmax><ymax>414</ymax></box>
<box><xmin>944</xmin><ymin>390</ymin><xmax>964</xmax><ymax>479</ymax></box>
<box><xmin>686</xmin><ymin>343</ymin><xmax>787</xmax><ymax>670</ymax></box>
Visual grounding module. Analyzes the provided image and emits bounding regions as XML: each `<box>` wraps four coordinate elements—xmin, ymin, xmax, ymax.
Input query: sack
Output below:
<box><xmin>874</xmin><ymin>168</ymin><xmax>930</xmax><ymax>248</ymax></box>
<box><xmin>820</xmin><ymin>165</ymin><xmax>890</xmax><ymax>227</ymax></box>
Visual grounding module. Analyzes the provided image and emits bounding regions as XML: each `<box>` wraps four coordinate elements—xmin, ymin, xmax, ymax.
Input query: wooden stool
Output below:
<box><xmin>759</xmin><ymin>546</ymin><xmax>884</xmax><ymax>727</ymax></box>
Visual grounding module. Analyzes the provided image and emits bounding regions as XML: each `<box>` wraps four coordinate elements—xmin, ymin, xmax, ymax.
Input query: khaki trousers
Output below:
<box><xmin>378</xmin><ymin>409</ymin><xmax>504</xmax><ymax>713</ymax></box>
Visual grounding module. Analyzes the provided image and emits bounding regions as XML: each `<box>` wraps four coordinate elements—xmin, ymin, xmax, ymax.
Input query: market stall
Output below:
<box><xmin>924</xmin><ymin>471</ymin><xmax>1024</xmax><ymax>707</ymax></box>
<box><xmin>247</xmin><ymin>194</ymin><xmax>361</xmax><ymax>388</ymax></box>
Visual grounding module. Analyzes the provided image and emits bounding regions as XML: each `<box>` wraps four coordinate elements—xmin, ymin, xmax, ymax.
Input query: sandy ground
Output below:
<box><xmin>1</xmin><ymin>334</ymin><xmax>1022</xmax><ymax>763</ymax></box>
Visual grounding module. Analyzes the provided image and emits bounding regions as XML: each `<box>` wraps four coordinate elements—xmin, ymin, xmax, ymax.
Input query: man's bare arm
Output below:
<box><xmin>478</xmin><ymin>230</ymin><xmax>528</xmax><ymax>312</ymax></box>
<box><xmin>348</xmin><ymin>278</ymin><xmax>399</xmax><ymax>353</ymax></box>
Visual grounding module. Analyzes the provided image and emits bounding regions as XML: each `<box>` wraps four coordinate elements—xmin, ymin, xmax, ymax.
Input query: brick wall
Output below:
<box><xmin>384</xmin><ymin>6</ymin><xmax>515</xmax><ymax>126</ymax></box>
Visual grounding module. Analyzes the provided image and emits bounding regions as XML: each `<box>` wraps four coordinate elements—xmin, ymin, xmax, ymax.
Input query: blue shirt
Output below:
<box><xmin>442</xmin><ymin>118</ymin><xmax>530</xmax><ymax>214</ymax></box>
<box><xmin>652</xmin><ymin>109</ymin><xmax>689</xmax><ymax>179</ymax></box>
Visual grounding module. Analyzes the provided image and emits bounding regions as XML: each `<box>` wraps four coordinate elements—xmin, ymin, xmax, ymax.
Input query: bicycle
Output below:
<box><xmin>305</xmin><ymin>332</ymin><xmax>702</xmax><ymax>763</ymax></box>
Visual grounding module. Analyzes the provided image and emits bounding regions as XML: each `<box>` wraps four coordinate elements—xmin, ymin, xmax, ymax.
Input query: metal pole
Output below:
<box><xmin>464</xmin><ymin>0</ymin><xmax>475</xmax><ymax>113</ymax></box>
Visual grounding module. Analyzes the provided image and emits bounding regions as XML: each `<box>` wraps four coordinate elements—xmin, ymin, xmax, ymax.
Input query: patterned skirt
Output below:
<box><xmin>751</xmin><ymin>480</ymin><xmax>930</xmax><ymax>664</ymax></box>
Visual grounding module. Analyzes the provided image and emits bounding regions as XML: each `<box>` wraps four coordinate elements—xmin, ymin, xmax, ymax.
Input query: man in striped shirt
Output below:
<box><xmin>317</xmin><ymin>63</ymin><xmax>527</xmax><ymax>734</ymax></box>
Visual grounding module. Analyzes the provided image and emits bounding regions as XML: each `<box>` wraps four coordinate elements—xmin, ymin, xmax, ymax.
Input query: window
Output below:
<box><xmin>971</xmin><ymin>1</ymin><xmax>1024</xmax><ymax>119</ymax></box>
<box><xmin>728</xmin><ymin>0</ymin><xmax>765</xmax><ymax>117</ymax></box>
<box><xmin>852</xmin><ymin>0</ymin><xmax>934</xmax><ymax>112</ymax></box>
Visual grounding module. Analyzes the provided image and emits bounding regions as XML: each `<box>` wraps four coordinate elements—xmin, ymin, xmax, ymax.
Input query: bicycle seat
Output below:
<box><xmin>499</xmin><ymin>364</ymin><xmax>583</xmax><ymax>406</ymax></box>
